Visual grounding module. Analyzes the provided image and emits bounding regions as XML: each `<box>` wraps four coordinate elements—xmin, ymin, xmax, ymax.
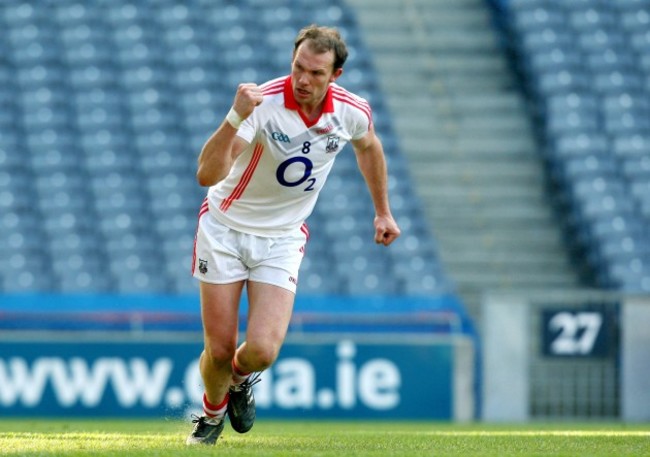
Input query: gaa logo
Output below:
<box><xmin>272</xmin><ymin>131</ymin><xmax>291</xmax><ymax>143</ymax></box>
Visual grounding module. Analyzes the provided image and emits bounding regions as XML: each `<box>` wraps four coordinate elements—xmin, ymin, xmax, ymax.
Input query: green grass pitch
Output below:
<box><xmin>0</xmin><ymin>419</ymin><xmax>648</xmax><ymax>456</ymax></box>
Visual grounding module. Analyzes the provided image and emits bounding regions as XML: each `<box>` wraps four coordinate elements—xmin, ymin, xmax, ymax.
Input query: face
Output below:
<box><xmin>291</xmin><ymin>41</ymin><xmax>343</xmax><ymax>110</ymax></box>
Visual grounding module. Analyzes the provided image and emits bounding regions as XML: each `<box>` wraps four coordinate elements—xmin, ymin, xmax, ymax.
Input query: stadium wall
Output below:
<box><xmin>482</xmin><ymin>291</ymin><xmax>650</xmax><ymax>422</ymax></box>
<box><xmin>0</xmin><ymin>293</ymin><xmax>477</xmax><ymax>421</ymax></box>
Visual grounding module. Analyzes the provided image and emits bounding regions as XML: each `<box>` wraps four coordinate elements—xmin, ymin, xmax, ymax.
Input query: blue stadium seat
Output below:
<box><xmin>605</xmin><ymin>256</ymin><xmax>650</xmax><ymax>291</ymax></box>
<box><xmin>2</xmin><ymin>266</ymin><xmax>53</xmax><ymax>293</ymax></box>
<box><xmin>520</xmin><ymin>27</ymin><xmax>574</xmax><ymax>53</ymax></box>
<box><xmin>612</xmin><ymin>0</ymin><xmax>650</xmax><ymax>11</ymax></box>
<box><xmin>0</xmin><ymin>148</ymin><xmax>26</xmax><ymax>171</ymax></box>
<box><xmin>577</xmin><ymin>29</ymin><xmax>627</xmax><ymax>53</ymax></box>
<box><xmin>592</xmin><ymin>69</ymin><xmax>644</xmax><ymax>94</ymax></box>
<box><xmin>508</xmin><ymin>0</ymin><xmax>650</xmax><ymax>290</ymax></box>
<box><xmin>532</xmin><ymin>67</ymin><xmax>592</xmax><ymax>96</ymax></box>
<box><xmin>584</xmin><ymin>47</ymin><xmax>637</xmax><ymax>73</ymax></box>
<box><xmin>105</xmin><ymin>3</ymin><xmax>150</xmax><ymax>24</ymax></box>
<box><xmin>611</xmin><ymin>133</ymin><xmax>650</xmax><ymax>158</ymax></box>
<box><xmin>54</xmin><ymin>3</ymin><xmax>101</xmax><ymax>25</ymax></box>
<box><xmin>603</xmin><ymin>109</ymin><xmax>650</xmax><ymax>134</ymax></box>
<box><xmin>60</xmin><ymin>22</ymin><xmax>110</xmax><ymax>49</ymax></box>
<box><xmin>544</xmin><ymin>92</ymin><xmax>599</xmax><ymax>114</ymax></box>
<box><xmin>590</xmin><ymin>216</ymin><xmax>644</xmax><ymax>244</ymax></box>
<box><xmin>556</xmin><ymin>155</ymin><xmax>618</xmax><ymax>182</ymax></box>
<box><xmin>0</xmin><ymin>0</ymin><xmax>450</xmax><ymax>298</ymax></box>
<box><xmin>166</xmin><ymin>42</ymin><xmax>215</xmax><ymax>68</ymax></box>
<box><xmin>544</xmin><ymin>105</ymin><xmax>600</xmax><ymax>136</ymax></box>
<box><xmin>0</xmin><ymin>186</ymin><xmax>31</xmax><ymax>214</ymax></box>
<box><xmin>401</xmin><ymin>272</ymin><xmax>452</xmax><ymax>296</ymax></box>
<box><xmin>114</xmin><ymin>42</ymin><xmax>165</xmax><ymax>67</ymax></box>
<box><xmin>620</xmin><ymin>156</ymin><xmax>650</xmax><ymax>180</ymax></box>
<box><xmin>297</xmin><ymin>271</ymin><xmax>340</xmax><ymax>295</ymax></box>
<box><xmin>560</xmin><ymin>0</ymin><xmax>610</xmax><ymax>11</ymax></box>
<box><xmin>629</xmin><ymin>29</ymin><xmax>650</xmax><ymax>53</ymax></box>
<box><xmin>0</xmin><ymin>115</ymin><xmax>15</xmax><ymax>133</ymax></box>
<box><xmin>523</xmin><ymin>46</ymin><xmax>582</xmax><ymax>76</ymax></box>
<box><xmin>620</xmin><ymin>8</ymin><xmax>650</xmax><ymax>32</ymax></box>
<box><xmin>602</xmin><ymin>91</ymin><xmax>650</xmax><ymax>113</ymax></box>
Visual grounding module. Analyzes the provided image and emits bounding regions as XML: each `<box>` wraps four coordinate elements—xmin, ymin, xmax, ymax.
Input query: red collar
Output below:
<box><xmin>284</xmin><ymin>76</ymin><xmax>334</xmax><ymax>127</ymax></box>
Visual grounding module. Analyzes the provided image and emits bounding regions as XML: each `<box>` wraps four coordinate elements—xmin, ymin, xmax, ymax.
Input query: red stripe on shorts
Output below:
<box><xmin>191</xmin><ymin>197</ymin><xmax>209</xmax><ymax>275</ymax></box>
<box><xmin>299</xmin><ymin>222</ymin><xmax>309</xmax><ymax>253</ymax></box>
<box><xmin>300</xmin><ymin>223</ymin><xmax>310</xmax><ymax>240</ymax></box>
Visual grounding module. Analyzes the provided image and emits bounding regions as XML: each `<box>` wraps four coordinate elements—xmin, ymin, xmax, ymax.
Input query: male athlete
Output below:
<box><xmin>187</xmin><ymin>25</ymin><xmax>401</xmax><ymax>445</ymax></box>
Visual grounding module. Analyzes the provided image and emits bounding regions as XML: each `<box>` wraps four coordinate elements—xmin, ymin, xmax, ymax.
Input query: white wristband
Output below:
<box><xmin>225</xmin><ymin>107</ymin><xmax>243</xmax><ymax>129</ymax></box>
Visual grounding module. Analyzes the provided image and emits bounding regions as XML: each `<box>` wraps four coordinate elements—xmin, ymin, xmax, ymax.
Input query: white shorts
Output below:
<box><xmin>192</xmin><ymin>210</ymin><xmax>309</xmax><ymax>293</ymax></box>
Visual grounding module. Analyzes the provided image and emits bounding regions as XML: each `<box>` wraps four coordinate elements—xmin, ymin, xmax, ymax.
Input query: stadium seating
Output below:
<box><xmin>504</xmin><ymin>0</ymin><xmax>650</xmax><ymax>292</ymax></box>
<box><xmin>0</xmin><ymin>0</ymin><xmax>452</xmax><ymax>296</ymax></box>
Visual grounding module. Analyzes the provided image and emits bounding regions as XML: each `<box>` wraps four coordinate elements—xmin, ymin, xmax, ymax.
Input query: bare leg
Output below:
<box><xmin>199</xmin><ymin>280</ymin><xmax>245</xmax><ymax>404</ymax></box>
<box><xmin>233</xmin><ymin>281</ymin><xmax>295</xmax><ymax>374</ymax></box>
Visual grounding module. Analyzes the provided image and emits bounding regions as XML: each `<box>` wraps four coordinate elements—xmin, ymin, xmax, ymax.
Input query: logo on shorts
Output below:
<box><xmin>198</xmin><ymin>259</ymin><xmax>208</xmax><ymax>274</ymax></box>
<box><xmin>289</xmin><ymin>276</ymin><xmax>298</xmax><ymax>285</ymax></box>
<box><xmin>326</xmin><ymin>135</ymin><xmax>339</xmax><ymax>153</ymax></box>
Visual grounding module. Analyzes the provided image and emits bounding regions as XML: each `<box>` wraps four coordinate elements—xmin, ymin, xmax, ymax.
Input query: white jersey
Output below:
<box><xmin>206</xmin><ymin>75</ymin><xmax>372</xmax><ymax>237</ymax></box>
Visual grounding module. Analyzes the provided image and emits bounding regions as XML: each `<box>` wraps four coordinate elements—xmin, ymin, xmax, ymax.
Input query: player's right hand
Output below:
<box><xmin>233</xmin><ymin>83</ymin><xmax>263</xmax><ymax>120</ymax></box>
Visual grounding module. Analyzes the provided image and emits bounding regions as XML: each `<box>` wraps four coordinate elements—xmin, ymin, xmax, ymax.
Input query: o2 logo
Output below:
<box><xmin>541</xmin><ymin>309</ymin><xmax>613</xmax><ymax>358</ymax></box>
<box><xmin>276</xmin><ymin>141</ymin><xmax>316</xmax><ymax>191</ymax></box>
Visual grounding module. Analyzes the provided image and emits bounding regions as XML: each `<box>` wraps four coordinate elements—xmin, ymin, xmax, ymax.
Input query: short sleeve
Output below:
<box><xmin>341</xmin><ymin>89</ymin><xmax>373</xmax><ymax>141</ymax></box>
<box><xmin>350</xmin><ymin>108</ymin><xmax>372</xmax><ymax>141</ymax></box>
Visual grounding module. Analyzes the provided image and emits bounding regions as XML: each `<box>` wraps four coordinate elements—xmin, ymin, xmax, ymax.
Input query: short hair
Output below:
<box><xmin>293</xmin><ymin>24</ymin><xmax>348</xmax><ymax>71</ymax></box>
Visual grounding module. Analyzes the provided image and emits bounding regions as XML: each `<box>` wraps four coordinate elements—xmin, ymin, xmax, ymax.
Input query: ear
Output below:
<box><xmin>330</xmin><ymin>68</ymin><xmax>343</xmax><ymax>83</ymax></box>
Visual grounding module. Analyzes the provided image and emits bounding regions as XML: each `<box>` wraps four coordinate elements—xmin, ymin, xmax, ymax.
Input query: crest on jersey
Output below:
<box><xmin>326</xmin><ymin>135</ymin><xmax>340</xmax><ymax>153</ymax></box>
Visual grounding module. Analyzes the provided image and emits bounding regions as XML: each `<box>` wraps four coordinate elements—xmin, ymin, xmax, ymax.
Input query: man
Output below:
<box><xmin>187</xmin><ymin>24</ymin><xmax>400</xmax><ymax>445</ymax></box>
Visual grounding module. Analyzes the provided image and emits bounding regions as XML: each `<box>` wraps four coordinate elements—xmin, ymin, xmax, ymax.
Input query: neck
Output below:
<box><xmin>298</xmin><ymin>101</ymin><xmax>323</xmax><ymax>121</ymax></box>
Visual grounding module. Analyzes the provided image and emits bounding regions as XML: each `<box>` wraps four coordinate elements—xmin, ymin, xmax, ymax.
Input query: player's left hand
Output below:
<box><xmin>374</xmin><ymin>214</ymin><xmax>401</xmax><ymax>246</ymax></box>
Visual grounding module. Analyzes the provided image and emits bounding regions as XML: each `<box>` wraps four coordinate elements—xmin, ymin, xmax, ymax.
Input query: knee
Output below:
<box><xmin>204</xmin><ymin>340</ymin><xmax>236</xmax><ymax>368</ymax></box>
<box><xmin>245</xmin><ymin>341</ymin><xmax>280</xmax><ymax>371</ymax></box>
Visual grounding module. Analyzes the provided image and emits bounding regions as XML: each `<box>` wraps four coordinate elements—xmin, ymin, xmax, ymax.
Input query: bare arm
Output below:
<box><xmin>196</xmin><ymin>83</ymin><xmax>263</xmax><ymax>187</ymax></box>
<box><xmin>352</xmin><ymin>126</ymin><xmax>401</xmax><ymax>246</ymax></box>
<box><xmin>196</xmin><ymin>122</ymin><xmax>247</xmax><ymax>187</ymax></box>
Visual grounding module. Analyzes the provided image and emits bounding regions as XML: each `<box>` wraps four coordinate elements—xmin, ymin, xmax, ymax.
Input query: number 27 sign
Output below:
<box><xmin>541</xmin><ymin>309</ymin><xmax>614</xmax><ymax>358</ymax></box>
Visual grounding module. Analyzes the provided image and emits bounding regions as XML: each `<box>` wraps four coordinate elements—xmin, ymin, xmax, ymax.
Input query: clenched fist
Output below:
<box><xmin>232</xmin><ymin>83</ymin><xmax>264</xmax><ymax>120</ymax></box>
